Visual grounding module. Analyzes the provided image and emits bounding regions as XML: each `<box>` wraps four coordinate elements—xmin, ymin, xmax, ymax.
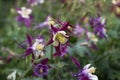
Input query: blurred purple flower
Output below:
<box><xmin>112</xmin><ymin>0</ymin><xmax>120</xmax><ymax>6</ymax></box>
<box><xmin>74</xmin><ymin>23</ymin><xmax>85</xmax><ymax>36</ymax></box>
<box><xmin>89</xmin><ymin>16</ymin><xmax>107</xmax><ymax>39</ymax></box>
<box><xmin>16</xmin><ymin>7</ymin><xmax>33</xmax><ymax>27</ymax></box>
<box><xmin>34</xmin><ymin>15</ymin><xmax>56</xmax><ymax>29</ymax></box>
<box><xmin>33</xmin><ymin>58</ymin><xmax>49</xmax><ymax>77</ymax></box>
<box><xmin>28</xmin><ymin>0</ymin><xmax>44</xmax><ymax>6</ymax></box>
<box><xmin>71</xmin><ymin>57</ymin><xmax>98</xmax><ymax>80</ymax></box>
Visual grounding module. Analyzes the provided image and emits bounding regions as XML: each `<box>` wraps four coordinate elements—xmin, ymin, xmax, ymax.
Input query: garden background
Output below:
<box><xmin>0</xmin><ymin>0</ymin><xmax>120</xmax><ymax>80</ymax></box>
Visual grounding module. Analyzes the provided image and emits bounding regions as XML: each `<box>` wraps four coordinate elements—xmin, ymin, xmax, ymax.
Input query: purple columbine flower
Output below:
<box><xmin>23</xmin><ymin>34</ymin><xmax>45</xmax><ymax>58</ymax></box>
<box><xmin>28</xmin><ymin>0</ymin><xmax>44</xmax><ymax>7</ymax></box>
<box><xmin>33</xmin><ymin>58</ymin><xmax>49</xmax><ymax>77</ymax></box>
<box><xmin>16</xmin><ymin>7</ymin><xmax>33</xmax><ymax>27</ymax></box>
<box><xmin>34</xmin><ymin>15</ymin><xmax>57</xmax><ymax>29</ymax></box>
<box><xmin>89</xmin><ymin>16</ymin><xmax>107</xmax><ymax>39</ymax></box>
<box><xmin>46</xmin><ymin>20</ymin><xmax>71</xmax><ymax>57</ymax></box>
<box><xmin>71</xmin><ymin>57</ymin><xmax>98</xmax><ymax>80</ymax></box>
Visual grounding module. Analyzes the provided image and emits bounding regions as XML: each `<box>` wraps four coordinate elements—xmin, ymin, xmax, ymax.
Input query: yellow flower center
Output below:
<box><xmin>39</xmin><ymin>68</ymin><xmax>43</xmax><ymax>73</ymax></box>
<box><xmin>89</xmin><ymin>67</ymin><xmax>96</xmax><ymax>74</ymax></box>
<box><xmin>36</xmin><ymin>44</ymin><xmax>44</xmax><ymax>51</ymax></box>
<box><xmin>48</xmin><ymin>20</ymin><xmax>55</xmax><ymax>25</ymax></box>
<box><xmin>55</xmin><ymin>33</ymin><xmax>68</xmax><ymax>44</ymax></box>
<box><xmin>67</xmin><ymin>26</ymin><xmax>73</xmax><ymax>31</ymax></box>
<box><xmin>47</xmin><ymin>17</ymin><xmax>55</xmax><ymax>25</ymax></box>
<box><xmin>116</xmin><ymin>6</ymin><xmax>120</xmax><ymax>14</ymax></box>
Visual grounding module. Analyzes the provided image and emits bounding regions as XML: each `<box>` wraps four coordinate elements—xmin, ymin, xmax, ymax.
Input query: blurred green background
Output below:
<box><xmin>0</xmin><ymin>0</ymin><xmax>120</xmax><ymax>80</ymax></box>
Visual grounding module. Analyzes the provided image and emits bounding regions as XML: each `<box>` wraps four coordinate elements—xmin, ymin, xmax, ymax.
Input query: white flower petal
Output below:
<box><xmin>83</xmin><ymin>64</ymin><xmax>91</xmax><ymax>69</ymax></box>
<box><xmin>7</xmin><ymin>70</ymin><xmax>17</xmax><ymax>80</ymax></box>
<box><xmin>88</xmin><ymin>73</ymin><xmax>98</xmax><ymax>80</ymax></box>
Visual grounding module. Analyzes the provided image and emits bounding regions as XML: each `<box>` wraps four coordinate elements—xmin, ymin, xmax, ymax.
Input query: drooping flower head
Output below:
<box><xmin>71</xmin><ymin>57</ymin><xmax>98</xmax><ymax>80</ymax></box>
<box><xmin>16</xmin><ymin>7</ymin><xmax>33</xmax><ymax>27</ymax></box>
<box><xmin>89</xmin><ymin>16</ymin><xmax>107</xmax><ymax>39</ymax></box>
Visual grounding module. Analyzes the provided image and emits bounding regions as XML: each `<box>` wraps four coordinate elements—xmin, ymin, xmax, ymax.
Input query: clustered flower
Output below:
<box><xmin>16</xmin><ymin>7</ymin><xmax>33</xmax><ymax>27</ymax></box>
<box><xmin>13</xmin><ymin>1</ymin><xmax>110</xmax><ymax>79</ymax></box>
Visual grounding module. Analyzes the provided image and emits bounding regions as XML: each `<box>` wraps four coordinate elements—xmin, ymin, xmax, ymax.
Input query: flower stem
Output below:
<box><xmin>18</xmin><ymin>64</ymin><xmax>32</xmax><ymax>80</ymax></box>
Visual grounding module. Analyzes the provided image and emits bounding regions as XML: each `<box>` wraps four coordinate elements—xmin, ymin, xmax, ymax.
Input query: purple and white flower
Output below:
<box><xmin>71</xmin><ymin>57</ymin><xmax>98</xmax><ymax>80</ymax></box>
<box><xmin>16</xmin><ymin>7</ymin><xmax>33</xmax><ymax>27</ymax></box>
<box><xmin>28</xmin><ymin>0</ymin><xmax>44</xmax><ymax>7</ymax></box>
<box><xmin>34</xmin><ymin>15</ymin><xmax>56</xmax><ymax>29</ymax></box>
<box><xmin>23</xmin><ymin>34</ymin><xmax>45</xmax><ymax>58</ymax></box>
<box><xmin>89</xmin><ymin>16</ymin><xmax>107</xmax><ymax>39</ymax></box>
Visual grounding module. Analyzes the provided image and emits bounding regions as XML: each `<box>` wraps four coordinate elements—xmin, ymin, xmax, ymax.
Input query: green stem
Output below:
<box><xmin>18</xmin><ymin>64</ymin><xmax>32</xmax><ymax>80</ymax></box>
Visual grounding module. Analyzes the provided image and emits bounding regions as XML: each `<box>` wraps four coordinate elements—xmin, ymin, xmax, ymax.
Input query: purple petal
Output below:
<box><xmin>23</xmin><ymin>48</ymin><xmax>33</xmax><ymax>57</ymax></box>
<box><xmin>60</xmin><ymin>22</ymin><xmax>69</xmax><ymax>30</ymax></box>
<box><xmin>16</xmin><ymin>15</ymin><xmax>24</xmax><ymax>22</ymax></box>
<box><xmin>26</xmin><ymin>33</ymin><xmax>33</xmax><ymax>47</ymax></box>
<box><xmin>71</xmin><ymin>57</ymin><xmax>81</xmax><ymax>69</ymax></box>
<box><xmin>51</xmin><ymin>25</ymin><xmax>58</xmax><ymax>33</ymax></box>
<box><xmin>45</xmin><ymin>35</ymin><xmax>53</xmax><ymax>46</ymax></box>
<box><xmin>41</xmin><ymin>58</ymin><xmax>49</xmax><ymax>65</ymax></box>
<box><xmin>24</xmin><ymin>18</ymin><xmax>31</xmax><ymax>27</ymax></box>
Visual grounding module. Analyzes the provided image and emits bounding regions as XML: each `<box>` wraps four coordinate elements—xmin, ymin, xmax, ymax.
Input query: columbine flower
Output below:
<box><xmin>46</xmin><ymin>20</ymin><xmax>71</xmax><ymax>57</ymax></box>
<box><xmin>51</xmin><ymin>28</ymin><xmax>69</xmax><ymax>57</ymax></box>
<box><xmin>23</xmin><ymin>34</ymin><xmax>45</xmax><ymax>58</ymax></box>
<box><xmin>16</xmin><ymin>7</ymin><xmax>33</xmax><ymax>27</ymax></box>
<box><xmin>28</xmin><ymin>0</ymin><xmax>44</xmax><ymax>7</ymax></box>
<box><xmin>17</xmin><ymin>7</ymin><xmax>32</xmax><ymax>19</ymax></box>
<box><xmin>33</xmin><ymin>58</ymin><xmax>49</xmax><ymax>77</ymax></box>
<box><xmin>71</xmin><ymin>57</ymin><xmax>98</xmax><ymax>80</ymax></box>
<box><xmin>7</xmin><ymin>70</ymin><xmax>17</xmax><ymax>80</ymax></box>
<box><xmin>74</xmin><ymin>23</ymin><xmax>85</xmax><ymax>37</ymax></box>
<box><xmin>31</xmin><ymin>38</ymin><xmax>45</xmax><ymax>57</ymax></box>
<box><xmin>34</xmin><ymin>15</ymin><xmax>56</xmax><ymax>29</ymax></box>
<box><xmin>33</xmin><ymin>64</ymin><xmax>49</xmax><ymax>77</ymax></box>
<box><xmin>89</xmin><ymin>16</ymin><xmax>107</xmax><ymax>39</ymax></box>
